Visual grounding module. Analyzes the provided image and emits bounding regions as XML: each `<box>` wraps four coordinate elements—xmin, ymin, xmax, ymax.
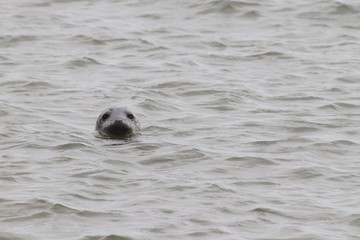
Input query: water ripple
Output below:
<box><xmin>1</xmin><ymin>0</ymin><xmax>359</xmax><ymax>239</ymax></box>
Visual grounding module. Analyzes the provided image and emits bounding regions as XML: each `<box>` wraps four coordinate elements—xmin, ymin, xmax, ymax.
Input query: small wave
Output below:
<box><xmin>151</xmin><ymin>80</ymin><xmax>194</xmax><ymax>89</ymax></box>
<box><xmin>319</xmin><ymin>104</ymin><xmax>337</xmax><ymax>111</ymax></box>
<box><xmin>21</xmin><ymin>81</ymin><xmax>55</xmax><ymax>89</ymax></box>
<box><xmin>312</xmin><ymin>140</ymin><xmax>358</xmax><ymax>152</ymax></box>
<box><xmin>290</xmin><ymin>167</ymin><xmax>323</xmax><ymax>179</ymax></box>
<box><xmin>111</xmin><ymin>38</ymin><xmax>157</xmax><ymax>51</ymax></box>
<box><xmin>286</xmin><ymin>126</ymin><xmax>318</xmax><ymax>133</ymax></box>
<box><xmin>298</xmin><ymin>2</ymin><xmax>359</xmax><ymax>19</ymax></box>
<box><xmin>69</xmin><ymin>35</ymin><xmax>107</xmax><ymax>45</ymax></box>
<box><xmin>185</xmin><ymin>228</ymin><xmax>230</xmax><ymax>237</ymax></box>
<box><xmin>198</xmin><ymin>2</ymin><xmax>239</xmax><ymax>14</ymax></box>
<box><xmin>329</xmin><ymin>3</ymin><xmax>359</xmax><ymax>15</ymax></box>
<box><xmin>319</xmin><ymin>102</ymin><xmax>360</xmax><ymax>111</ymax></box>
<box><xmin>202</xmin><ymin>53</ymin><xmax>244</xmax><ymax>61</ymax></box>
<box><xmin>140</xmin><ymin>148</ymin><xmax>205</xmax><ymax>166</ymax></box>
<box><xmin>138</xmin><ymin>99</ymin><xmax>180</xmax><ymax>112</ymax></box>
<box><xmin>335</xmin><ymin>102</ymin><xmax>360</xmax><ymax>109</ymax></box>
<box><xmin>323</xmin><ymin>87</ymin><xmax>345</xmax><ymax>93</ymax></box>
<box><xmin>50</xmin><ymin>203</ymin><xmax>79</xmax><ymax>214</ymax></box>
<box><xmin>349</xmin><ymin>214</ymin><xmax>360</xmax><ymax>227</ymax></box>
<box><xmin>142</xmin><ymin>126</ymin><xmax>173</xmax><ymax>135</ymax></box>
<box><xmin>179</xmin><ymin>88</ymin><xmax>224</xmax><ymax>97</ymax></box>
<box><xmin>70</xmin><ymin>169</ymin><xmax>106</xmax><ymax>178</ymax></box>
<box><xmin>272</xmin><ymin>96</ymin><xmax>323</xmax><ymax>101</ymax></box>
<box><xmin>0</xmin><ymin>80</ymin><xmax>57</xmax><ymax>90</ymax></box>
<box><xmin>234</xmin><ymin>180</ymin><xmax>278</xmax><ymax>186</ymax></box>
<box><xmin>3</xmin><ymin>211</ymin><xmax>52</xmax><ymax>222</ymax></box>
<box><xmin>335</xmin><ymin>76</ymin><xmax>360</xmax><ymax>83</ymax></box>
<box><xmin>225</xmin><ymin>156</ymin><xmax>275</xmax><ymax>166</ymax></box>
<box><xmin>249</xmin><ymin>140</ymin><xmax>280</xmax><ymax>146</ymax></box>
<box><xmin>250</xmin><ymin>207</ymin><xmax>291</xmax><ymax>218</ymax></box>
<box><xmin>242</xmin><ymin>10</ymin><xmax>261</xmax><ymax>19</ymax></box>
<box><xmin>81</xmin><ymin>234</ymin><xmax>134</xmax><ymax>240</ymax></box>
<box><xmin>195</xmin><ymin>0</ymin><xmax>260</xmax><ymax>15</ymax></box>
<box><xmin>0</xmin><ymin>55</ymin><xmax>11</xmax><ymax>63</ymax></box>
<box><xmin>246</xmin><ymin>51</ymin><xmax>292</xmax><ymax>60</ymax></box>
<box><xmin>64</xmin><ymin>57</ymin><xmax>101</xmax><ymax>68</ymax></box>
<box><xmin>69</xmin><ymin>193</ymin><xmax>108</xmax><ymax>202</ymax></box>
<box><xmin>76</xmin><ymin>210</ymin><xmax>124</xmax><ymax>218</ymax></box>
<box><xmin>0</xmin><ymin>35</ymin><xmax>38</xmax><ymax>46</ymax></box>
<box><xmin>199</xmin><ymin>40</ymin><xmax>227</xmax><ymax>49</ymax></box>
<box><xmin>330</xmin><ymin>140</ymin><xmax>358</xmax><ymax>146</ymax></box>
<box><xmin>0</xmin><ymin>176</ymin><xmax>16</xmax><ymax>182</ymax></box>
<box><xmin>138</xmin><ymin>13</ymin><xmax>161</xmax><ymax>20</ymax></box>
<box><xmin>0</xmin><ymin>232</ymin><xmax>38</xmax><ymax>240</ymax></box>
<box><xmin>54</xmin><ymin>142</ymin><xmax>90</xmax><ymax>151</ymax></box>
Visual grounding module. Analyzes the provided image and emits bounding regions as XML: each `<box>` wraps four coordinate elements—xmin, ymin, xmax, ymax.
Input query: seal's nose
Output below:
<box><xmin>106</xmin><ymin>120</ymin><xmax>132</xmax><ymax>138</ymax></box>
<box><xmin>114</xmin><ymin>120</ymin><xmax>130</xmax><ymax>130</ymax></box>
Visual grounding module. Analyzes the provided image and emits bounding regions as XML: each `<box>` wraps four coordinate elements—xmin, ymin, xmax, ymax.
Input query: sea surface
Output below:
<box><xmin>1</xmin><ymin>0</ymin><xmax>359</xmax><ymax>239</ymax></box>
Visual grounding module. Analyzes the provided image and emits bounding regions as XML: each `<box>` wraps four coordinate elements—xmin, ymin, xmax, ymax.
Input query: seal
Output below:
<box><xmin>96</xmin><ymin>107</ymin><xmax>140</xmax><ymax>139</ymax></box>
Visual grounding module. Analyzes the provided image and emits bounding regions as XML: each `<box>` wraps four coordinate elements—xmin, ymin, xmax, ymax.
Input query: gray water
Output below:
<box><xmin>1</xmin><ymin>0</ymin><xmax>360</xmax><ymax>239</ymax></box>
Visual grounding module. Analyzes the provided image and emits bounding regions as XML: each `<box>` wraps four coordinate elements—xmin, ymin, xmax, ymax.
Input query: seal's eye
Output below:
<box><xmin>127</xmin><ymin>113</ymin><xmax>135</xmax><ymax>120</ymax></box>
<box><xmin>102</xmin><ymin>113</ymin><xmax>110</xmax><ymax>121</ymax></box>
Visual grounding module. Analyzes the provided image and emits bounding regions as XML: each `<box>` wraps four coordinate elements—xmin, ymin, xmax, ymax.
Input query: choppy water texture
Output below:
<box><xmin>1</xmin><ymin>0</ymin><xmax>360</xmax><ymax>239</ymax></box>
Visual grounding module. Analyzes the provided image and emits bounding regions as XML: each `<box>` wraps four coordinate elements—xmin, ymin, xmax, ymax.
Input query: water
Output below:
<box><xmin>1</xmin><ymin>0</ymin><xmax>360</xmax><ymax>239</ymax></box>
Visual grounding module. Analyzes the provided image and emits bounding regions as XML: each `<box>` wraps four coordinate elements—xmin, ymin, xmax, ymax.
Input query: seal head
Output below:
<box><xmin>96</xmin><ymin>107</ymin><xmax>140</xmax><ymax>139</ymax></box>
